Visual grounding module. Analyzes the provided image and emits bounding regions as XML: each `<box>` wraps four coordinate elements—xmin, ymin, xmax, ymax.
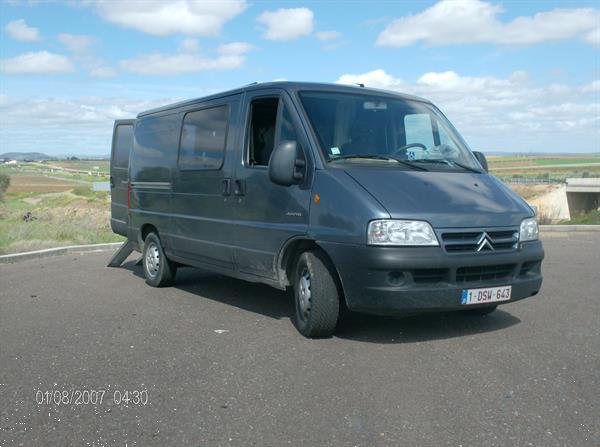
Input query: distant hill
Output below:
<box><xmin>0</xmin><ymin>152</ymin><xmax>56</xmax><ymax>161</ymax></box>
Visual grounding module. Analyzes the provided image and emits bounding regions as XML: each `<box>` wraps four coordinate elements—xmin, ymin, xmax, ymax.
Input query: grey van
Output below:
<box><xmin>110</xmin><ymin>82</ymin><xmax>544</xmax><ymax>338</ymax></box>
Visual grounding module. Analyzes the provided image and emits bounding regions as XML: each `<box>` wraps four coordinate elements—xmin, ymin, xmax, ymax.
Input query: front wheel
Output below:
<box><xmin>293</xmin><ymin>250</ymin><xmax>340</xmax><ymax>338</ymax></box>
<box><xmin>143</xmin><ymin>232</ymin><xmax>176</xmax><ymax>287</ymax></box>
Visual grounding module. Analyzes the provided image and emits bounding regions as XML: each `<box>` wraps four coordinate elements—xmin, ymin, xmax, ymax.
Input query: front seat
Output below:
<box><xmin>341</xmin><ymin>119</ymin><xmax>377</xmax><ymax>156</ymax></box>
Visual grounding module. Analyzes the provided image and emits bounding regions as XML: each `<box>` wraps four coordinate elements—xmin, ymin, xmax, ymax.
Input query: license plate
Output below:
<box><xmin>461</xmin><ymin>285</ymin><xmax>512</xmax><ymax>305</ymax></box>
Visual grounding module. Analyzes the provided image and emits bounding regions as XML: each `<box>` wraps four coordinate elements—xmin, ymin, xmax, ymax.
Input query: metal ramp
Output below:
<box><xmin>107</xmin><ymin>240</ymin><xmax>142</xmax><ymax>267</ymax></box>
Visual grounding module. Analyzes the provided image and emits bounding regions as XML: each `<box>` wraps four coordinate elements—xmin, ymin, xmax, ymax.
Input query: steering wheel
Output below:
<box><xmin>392</xmin><ymin>143</ymin><xmax>427</xmax><ymax>157</ymax></box>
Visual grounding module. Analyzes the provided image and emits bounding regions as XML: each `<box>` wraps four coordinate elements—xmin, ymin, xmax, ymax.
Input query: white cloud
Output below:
<box><xmin>0</xmin><ymin>96</ymin><xmax>163</xmax><ymax>128</ymax></box>
<box><xmin>377</xmin><ymin>0</ymin><xmax>600</xmax><ymax>47</ymax></box>
<box><xmin>5</xmin><ymin>19</ymin><xmax>39</xmax><ymax>42</ymax></box>
<box><xmin>120</xmin><ymin>42</ymin><xmax>253</xmax><ymax>75</ymax></box>
<box><xmin>88</xmin><ymin>66</ymin><xmax>117</xmax><ymax>78</ymax></box>
<box><xmin>337</xmin><ymin>69</ymin><xmax>407</xmax><ymax>91</ymax></box>
<box><xmin>257</xmin><ymin>8</ymin><xmax>314</xmax><ymax>41</ymax></box>
<box><xmin>180</xmin><ymin>38</ymin><xmax>200</xmax><ymax>52</ymax></box>
<box><xmin>0</xmin><ymin>51</ymin><xmax>74</xmax><ymax>75</ymax></box>
<box><xmin>56</xmin><ymin>33</ymin><xmax>116</xmax><ymax>78</ymax></box>
<box><xmin>336</xmin><ymin>69</ymin><xmax>600</xmax><ymax>152</ymax></box>
<box><xmin>315</xmin><ymin>30</ymin><xmax>345</xmax><ymax>49</ymax></box>
<box><xmin>0</xmin><ymin>95</ymin><xmax>174</xmax><ymax>155</ymax></box>
<box><xmin>585</xmin><ymin>28</ymin><xmax>600</xmax><ymax>46</ymax></box>
<box><xmin>582</xmin><ymin>80</ymin><xmax>600</xmax><ymax>93</ymax></box>
<box><xmin>315</xmin><ymin>30</ymin><xmax>341</xmax><ymax>42</ymax></box>
<box><xmin>58</xmin><ymin>33</ymin><xmax>94</xmax><ymax>53</ymax></box>
<box><xmin>94</xmin><ymin>0</ymin><xmax>247</xmax><ymax>36</ymax></box>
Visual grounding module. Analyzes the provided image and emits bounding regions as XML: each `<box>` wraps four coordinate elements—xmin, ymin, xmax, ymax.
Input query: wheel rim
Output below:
<box><xmin>145</xmin><ymin>241</ymin><xmax>160</xmax><ymax>278</ymax></box>
<box><xmin>297</xmin><ymin>268</ymin><xmax>311</xmax><ymax>321</ymax></box>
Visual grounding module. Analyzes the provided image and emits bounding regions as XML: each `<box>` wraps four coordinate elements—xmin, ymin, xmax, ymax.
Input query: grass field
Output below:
<box><xmin>0</xmin><ymin>167</ymin><xmax>123</xmax><ymax>255</ymax></box>
<box><xmin>44</xmin><ymin>159</ymin><xmax>110</xmax><ymax>172</ymax></box>
<box><xmin>488</xmin><ymin>154</ymin><xmax>600</xmax><ymax>181</ymax></box>
<box><xmin>6</xmin><ymin>163</ymin><xmax>109</xmax><ymax>183</ymax></box>
<box><xmin>5</xmin><ymin>174</ymin><xmax>80</xmax><ymax>193</ymax></box>
<box><xmin>560</xmin><ymin>210</ymin><xmax>600</xmax><ymax>225</ymax></box>
<box><xmin>1</xmin><ymin>154</ymin><xmax>598</xmax><ymax>255</ymax></box>
<box><xmin>488</xmin><ymin>155</ymin><xmax>600</xmax><ymax>167</ymax></box>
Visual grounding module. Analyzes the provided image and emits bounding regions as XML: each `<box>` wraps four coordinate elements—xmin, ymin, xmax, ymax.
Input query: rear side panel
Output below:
<box><xmin>128</xmin><ymin>112</ymin><xmax>179</xmax><ymax>248</ymax></box>
<box><xmin>110</xmin><ymin>119</ymin><xmax>135</xmax><ymax>236</ymax></box>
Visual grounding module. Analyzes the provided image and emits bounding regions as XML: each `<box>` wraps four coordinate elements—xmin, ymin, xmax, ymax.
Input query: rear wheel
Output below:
<box><xmin>462</xmin><ymin>305</ymin><xmax>497</xmax><ymax>316</ymax></box>
<box><xmin>143</xmin><ymin>232</ymin><xmax>176</xmax><ymax>287</ymax></box>
<box><xmin>293</xmin><ymin>250</ymin><xmax>340</xmax><ymax>338</ymax></box>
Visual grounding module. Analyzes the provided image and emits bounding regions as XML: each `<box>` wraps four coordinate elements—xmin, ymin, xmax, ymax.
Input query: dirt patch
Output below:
<box><xmin>22</xmin><ymin>197</ymin><xmax>43</xmax><ymax>205</ymax></box>
<box><xmin>529</xmin><ymin>185</ymin><xmax>570</xmax><ymax>221</ymax></box>
<box><xmin>7</xmin><ymin>175</ymin><xmax>76</xmax><ymax>193</ymax></box>
<box><xmin>490</xmin><ymin>160</ymin><xmax>537</xmax><ymax>168</ymax></box>
<box><xmin>508</xmin><ymin>184</ymin><xmax>556</xmax><ymax>201</ymax></box>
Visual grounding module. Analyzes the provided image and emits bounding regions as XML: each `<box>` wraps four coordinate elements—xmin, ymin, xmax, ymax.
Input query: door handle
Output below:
<box><xmin>222</xmin><ymin>178</ymin><xmax>232</xmax><ymax>196</ymax></box>
<box><xmin>234</xmin><ymin>179</ymin><xmax>246</xmax><ymax>196</ymax></box>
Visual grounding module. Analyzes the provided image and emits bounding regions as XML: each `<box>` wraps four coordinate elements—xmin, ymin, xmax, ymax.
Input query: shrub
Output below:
<box><xmin>0</xmin><ymin>172</ymin><xmax>10</xmax><ymax>200</ymax></box>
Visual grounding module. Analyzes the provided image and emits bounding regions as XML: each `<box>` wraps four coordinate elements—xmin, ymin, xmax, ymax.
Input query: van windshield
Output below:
<box><xmin>299</xmin><ymin>91</ymin><xmax>481</xmax><ymax>171</ymax></box>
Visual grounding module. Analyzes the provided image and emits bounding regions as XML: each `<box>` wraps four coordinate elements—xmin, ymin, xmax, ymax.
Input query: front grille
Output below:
<box><xmin>456</xmin><ymin>264</ymin><xmax>516</xmax><ymax>283</ymax></box>
<box><xmin>412</xmin><ymin>268</ymin><xmax>448</xmax><ymax>284</ymax></box>
<box><xmin>442</xmin><ymin>229</ymin><xmax>519</xmax><ymax>253</ymax></box>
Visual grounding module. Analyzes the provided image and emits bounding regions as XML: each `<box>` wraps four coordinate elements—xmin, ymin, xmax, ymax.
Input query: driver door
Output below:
<box><xmin>231</xmin><ymin>89</ymin><xmax>313</xmax><ymax>279</ymax></box>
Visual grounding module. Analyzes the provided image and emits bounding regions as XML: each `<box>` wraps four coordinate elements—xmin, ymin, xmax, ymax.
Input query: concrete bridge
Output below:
<box><xmin>566</xmin><ymin>178</ymin><xmax>600</xmax><ymax>216</ymax></box>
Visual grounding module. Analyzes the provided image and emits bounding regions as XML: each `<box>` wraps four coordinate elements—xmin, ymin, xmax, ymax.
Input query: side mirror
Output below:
<box><xmin>268</xmin><ymin>141</ymin><xmax>305</xmax><ymax>186</ymax></box>
<box><xmin>473</xmin><ymin>151</ymin><xmax>488</xmax><ymax>172</ymax></box>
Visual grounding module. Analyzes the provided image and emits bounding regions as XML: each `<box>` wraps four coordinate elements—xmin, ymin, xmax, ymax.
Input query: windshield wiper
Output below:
<box><xmin>409</xmin><ymin>158</ymin><xmax>482</xmax><ymax>173</ymax></box>
<box><xmin>328</xmin><ymin>154</ymin><xmax>428</xmax><ymax>171</ymax></box>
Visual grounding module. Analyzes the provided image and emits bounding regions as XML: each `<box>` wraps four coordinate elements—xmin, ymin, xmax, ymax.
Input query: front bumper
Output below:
<box><xmin>318</xmin><ymin>240</ymin><xmax>544</xmax><ymax>316</ymax></box>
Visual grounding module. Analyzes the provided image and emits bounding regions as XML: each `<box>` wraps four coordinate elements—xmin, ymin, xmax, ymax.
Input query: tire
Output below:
<box><xmin>142</xmin><ymin>232</ymin><xmax>176</xmax><ymax>287</ymax></box>
<box><xmin>292</xmin><ymin>250</ymin><xmax>340</xmax><ymax>338</ymax></box>
<box><xmin>462</xmin><ymin>305</ymin><xmax>497</xmax><ymax>316</ymax></box>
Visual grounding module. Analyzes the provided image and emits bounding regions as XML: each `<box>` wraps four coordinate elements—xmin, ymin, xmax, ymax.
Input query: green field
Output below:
<box><xmin>0</xmin><ymin>167</ymin><xmax>123</xmax><ymax>255</ymax></box>
<box><xmin>489</xmin><ymin>155</ymin><xmax>600</xmax><ymax>166</ymax></box>
<box><xmin>6</xmin><ymin>162</ymin><xmax>109</xmax><ymax>183</ymax></box>
<box><xmin>45</xmin><ymin>159</ymin><xmax>110</xmax><ymax>172</ymax></box>
<box><xmin>488</xmin><ymin>154</ymin><xmax>600</xmax><ymax>181</ymax></box>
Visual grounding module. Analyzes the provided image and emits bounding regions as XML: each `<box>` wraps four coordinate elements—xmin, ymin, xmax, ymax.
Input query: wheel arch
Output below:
<box><xmin>277</xmin><ymin>237</ymin><xmax>347</xmax><ymax>305</ymax></box>
<box><xmin>139</xmin><ymin>223</ymin><xmax>158</xmax><ymax>244</ymax></box>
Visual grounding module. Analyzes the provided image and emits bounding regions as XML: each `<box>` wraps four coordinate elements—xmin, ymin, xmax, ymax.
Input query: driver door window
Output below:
<box><xmin>247</xmin><ymin>98</ymin><xmax>279</xmax><ymax>166</ymax></box>
<box><xmin>246</xmin><ymin>98</ymin><xmax>301</xmax><ymax>166</ymax></box>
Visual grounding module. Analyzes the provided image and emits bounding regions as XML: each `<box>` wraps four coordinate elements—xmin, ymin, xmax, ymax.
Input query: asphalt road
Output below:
<box><xmin>1</xmin><ymin>233</ymin><xmax>599</xmax><ymax>447</ymax></box>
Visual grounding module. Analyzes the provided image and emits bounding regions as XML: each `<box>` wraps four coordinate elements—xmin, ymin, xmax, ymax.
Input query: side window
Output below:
<box><xmin>404</xmin><ymin>114</ymin><xmax>434</xmax><ymax>149</ymax></box>
<box><xmin>179</xmin><ymin>105</ymin><xmax>229</xmax><ymax>170</ymax></box>
<box><xmin>113</xmin><ymin>124</ymin><xmax>133</xmax><ymax>168</ymax></box>
<box><xmin>247</xmin><ymin>98</ymin><xmax>279</xmax><ymax>166</ymax></box>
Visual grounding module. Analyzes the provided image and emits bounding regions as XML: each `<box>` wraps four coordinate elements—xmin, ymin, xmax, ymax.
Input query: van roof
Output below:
<box><xmin>137</xmin><ymin>81</ymin><xmax>432</xmax><ymax>118</ymax></box>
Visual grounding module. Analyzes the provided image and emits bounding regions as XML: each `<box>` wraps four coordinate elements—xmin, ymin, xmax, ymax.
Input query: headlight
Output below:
<box><xmin>368</xmin><ymin>220</ymin><xmax>439</xmax><ymax>246</ymax></box>
<box><xmin>520</xmin><ymin>217</ymin><xmax>539</xmax><ymax>242</ymax></box>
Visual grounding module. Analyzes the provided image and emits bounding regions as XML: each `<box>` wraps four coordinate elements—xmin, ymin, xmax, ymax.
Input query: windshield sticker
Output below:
<box><xmin>330</xmin><ymin>147</ymin><xmax>341</xmax><ymax>155</ymax></box>
<box><xmin>407</xmin><ymin>148</ymin><xmax>428</xmax><ymax>160</ymax></box>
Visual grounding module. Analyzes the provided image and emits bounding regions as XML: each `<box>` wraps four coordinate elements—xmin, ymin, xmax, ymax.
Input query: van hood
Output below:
<box><xmin>344</xmin><ymin>168</ymin><xmax>532</xmax><ymax>228</ymax></box>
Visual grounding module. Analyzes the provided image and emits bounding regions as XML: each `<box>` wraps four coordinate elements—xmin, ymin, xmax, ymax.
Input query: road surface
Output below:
<box><xmin>1</xmin><ymin>232</ymin><xmax>599</xmax><ymax>446</ymax></box>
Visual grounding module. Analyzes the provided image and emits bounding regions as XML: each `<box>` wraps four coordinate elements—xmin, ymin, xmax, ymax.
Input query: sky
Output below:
<box><xmin>0</xmin><ymin>0</ymin><xmax>599</xmax><ymax>157</ymax></box>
